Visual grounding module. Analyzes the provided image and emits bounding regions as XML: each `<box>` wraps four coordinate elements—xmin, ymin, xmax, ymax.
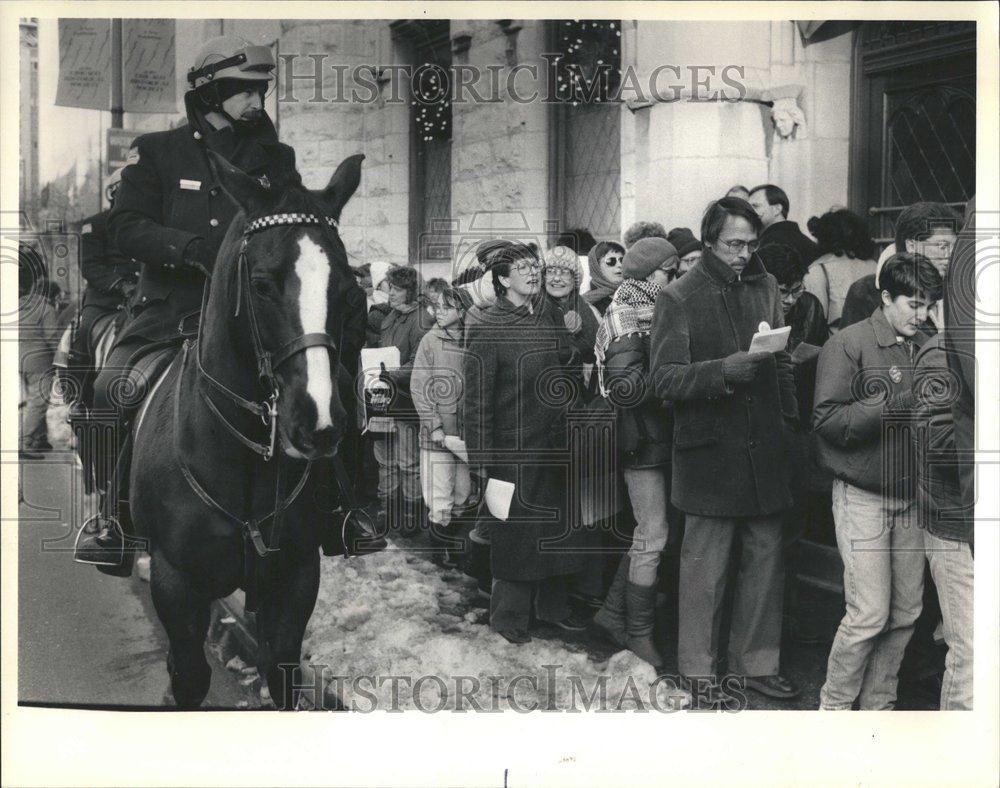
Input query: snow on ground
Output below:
<box><xmin>304</xmin><ymin>546</ymin><xmax>690</xmax><ymax>712</ymax></box>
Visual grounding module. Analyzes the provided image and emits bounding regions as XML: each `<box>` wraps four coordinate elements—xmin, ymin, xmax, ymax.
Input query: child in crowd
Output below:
<box><xmin>410</xmin><ymin>279</ymin><xmax>475</xmax><ymax>566</ymax></box>
<box><xmin>814</xmin><ymin>253</ymin><xmax>943</xmax><ymax>710</ymax></box>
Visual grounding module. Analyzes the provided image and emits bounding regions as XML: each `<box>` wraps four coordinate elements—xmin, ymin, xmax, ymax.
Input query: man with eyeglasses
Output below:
<box><xmin>650</xmin><ymin>197</ymin><xmax>801</xmax><ymax>707</ymax></box>
<box><xmin>840</xmin><ymin>202</ymin><xmax>961</xmax><ymax>332</ymax></box>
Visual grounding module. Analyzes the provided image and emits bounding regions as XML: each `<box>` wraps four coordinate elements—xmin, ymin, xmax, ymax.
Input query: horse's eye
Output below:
<box><xmin>252</xmin><ymin>279</ymin><xmax>275</xmax><ymax>297</ymax></box>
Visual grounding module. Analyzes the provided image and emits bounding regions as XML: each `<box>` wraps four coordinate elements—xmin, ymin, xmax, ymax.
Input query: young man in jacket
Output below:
<box><xmin>650</xmin><ymin>197</ymin><xmax>800</xmax><ymax>706</ymax></box>
<box><xmin>814</xmin><ymin>253</ymin><xmax>943</xmax><ymax>710</ymax></box>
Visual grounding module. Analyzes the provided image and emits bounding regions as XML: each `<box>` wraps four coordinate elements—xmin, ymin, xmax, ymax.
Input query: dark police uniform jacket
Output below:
<box><xmin>79</xmin><ymin>210</ymin><xmax>139</xmax><ymax>313</ymax></box>
<box><xmin>108</xmin><ymin>103</ymin><xmax>295</xmax><ymax>345</ymax></box>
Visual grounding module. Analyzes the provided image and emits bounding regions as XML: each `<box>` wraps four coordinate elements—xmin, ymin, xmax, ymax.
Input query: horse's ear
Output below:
<box><xmin>319</xmin><ymin>154</ymin><xmax>364</xmax><ymax>221</ymax></box>
<box><xmin>207</xmin><ymin>150</ymin><xmax>267</xmax><ymax>213</ymax></box>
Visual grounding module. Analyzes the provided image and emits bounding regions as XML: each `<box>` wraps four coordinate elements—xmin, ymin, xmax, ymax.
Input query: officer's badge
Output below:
<box><xmin>81</xmin><ymin>223</ymin><xmax>92</xmax><ymax>235</ymax></box>
<box><xmin>257</xmin><ymin>175</ymin><xmax>271</xmax><ymax>190</ymax></box>
<box><xmin>889</xmin><ymin>366</ymin><xmax>902</xmax><ymax>384</ymax></box>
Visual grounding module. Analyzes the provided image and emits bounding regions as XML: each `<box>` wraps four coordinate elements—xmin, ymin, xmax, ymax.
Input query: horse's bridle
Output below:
<box><xmin>196</xmin><ymin>212</ymin><xmax>343</xmax><ymax>462</ymax></box>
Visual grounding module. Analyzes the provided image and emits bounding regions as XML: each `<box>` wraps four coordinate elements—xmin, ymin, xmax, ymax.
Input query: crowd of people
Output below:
<box><xmin>18</xmin><ymin>32</ymin><xmax>974</xmax><ymax>712</ymax></box>
<box><xmin>351</xmin><ymin>184</ymin><xmax>974</xmax><ymax>710</ymax></box>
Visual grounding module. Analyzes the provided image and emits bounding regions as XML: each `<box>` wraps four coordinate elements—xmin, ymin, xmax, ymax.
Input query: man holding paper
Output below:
<box><xmin>650</xmin><ymin>196</ymin><xmax>800</xmax><ymax>706</ymax></box>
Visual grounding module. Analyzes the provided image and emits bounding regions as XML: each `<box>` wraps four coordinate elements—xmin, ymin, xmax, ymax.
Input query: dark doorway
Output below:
<box><xmin>851</xmin><ymin>22</ymin><xmax>976</xmax><ymax>247</ymax></box>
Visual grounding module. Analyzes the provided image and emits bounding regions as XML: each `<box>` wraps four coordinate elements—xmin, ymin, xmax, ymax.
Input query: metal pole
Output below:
<box><xmin>110</xmin><ymin>19</ymin><xmax>123</xmax><ymax>128</ymax></box>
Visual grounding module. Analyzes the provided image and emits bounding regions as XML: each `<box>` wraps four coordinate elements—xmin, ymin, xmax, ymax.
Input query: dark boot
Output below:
<box><xmin>594</xmin><ymin>556</ymin><xmax>629</xmax><ymax>648</ymax></box>
<box><xmin>75</xmin><ymin>422</ymin><xmax>135</xmax><ymax>577</ymax></box>
<box><xmin>626</xmin><ymin>582</ymin><xmax>664</xmax><ymax>671</ymax></box>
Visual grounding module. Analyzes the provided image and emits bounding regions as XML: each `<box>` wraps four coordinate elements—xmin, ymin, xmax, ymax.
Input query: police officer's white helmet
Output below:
<box><xmin>187</xmin><ymin>35</ymin><xmax>275</xmax><ymax>90</ymax></box>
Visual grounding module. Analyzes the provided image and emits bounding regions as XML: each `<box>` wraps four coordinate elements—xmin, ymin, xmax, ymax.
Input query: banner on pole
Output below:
<box><xmin>55</xmin><ymin>19</ymin><xmax>112</xmax><ymax>110</ymax></box>
<box><xmin>106</xmin><ymin>128</ymin><xmax>140</xmax><ymax>175</ymax></box>
<box><xmin>122</xmin><ymin>19</ymin><xmax>177</xmax><ymax>114</ymax></box>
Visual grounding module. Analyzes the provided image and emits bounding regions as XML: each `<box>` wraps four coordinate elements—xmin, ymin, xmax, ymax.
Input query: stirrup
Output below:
<box><xmin>73</xmin><ymin>515</ymin><xmax>125</xmax><ymax>567</ymax></box>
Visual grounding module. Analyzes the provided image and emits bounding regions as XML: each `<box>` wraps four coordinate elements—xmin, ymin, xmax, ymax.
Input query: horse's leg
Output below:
<box><xmin>150</xmin><ymin>551</ymin><xmax>213</xmax><ymax>708</ymax></box>
<box><xmin>257</xmin><ymin>549</ymin><xmax>321</xmax><ymax>710</ymax></box>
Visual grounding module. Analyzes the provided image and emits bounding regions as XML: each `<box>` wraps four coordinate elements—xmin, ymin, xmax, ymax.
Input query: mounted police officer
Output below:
<box><xmin>62</xmin><ymin>166</ymin><xmax>139</xmax><ymax>492</ymax></box>
<box><xmin>75</xmin><ymin>35</ymin><xmax>298</xmax><ymax>572</ymax></box>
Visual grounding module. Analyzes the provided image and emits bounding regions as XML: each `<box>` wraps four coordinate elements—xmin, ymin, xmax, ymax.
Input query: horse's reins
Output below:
<box><xmin>176</xmin><ymin>211</ymin><xmax>344</xmax><ymax>558</ymax></box>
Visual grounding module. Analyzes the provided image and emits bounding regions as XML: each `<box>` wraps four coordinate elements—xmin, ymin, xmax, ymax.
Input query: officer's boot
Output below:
<box><xmin>75</xmin><ymin>422</ymin><xmax>135</xmax><ymax>577</ymax></box>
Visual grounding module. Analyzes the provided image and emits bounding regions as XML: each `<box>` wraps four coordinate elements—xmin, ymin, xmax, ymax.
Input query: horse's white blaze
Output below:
<box><xmin>294</xmin><ymin>236</ymin><xmax>333</xmax><ymax>431</ymax></box>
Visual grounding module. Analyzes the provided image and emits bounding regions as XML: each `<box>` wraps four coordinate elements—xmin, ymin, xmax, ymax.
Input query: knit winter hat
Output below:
<box><xmin>622</xmin><ymin>237</ymin><xmax>679</xmax><ymax>280</ymax></box>
<box><xmin>543</xmin><ymin>245</ymin><xmax>584</xmax><ymax>285</ymax></box>
<box><xmin>667</xmin><ymin>227</ymin><xmax>701</xmax><ymax>258</ymax></box>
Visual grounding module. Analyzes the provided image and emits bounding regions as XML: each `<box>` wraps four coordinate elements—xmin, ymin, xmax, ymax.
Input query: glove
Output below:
<box><xmin>722</xmin><ymin>351</ymin><xmax>769</xmax><ymax>385</ymax></box>
<box><xmin>183</xmin><ymin>238</ymin><xmax>210</xmax><ymax>275</ymax></box>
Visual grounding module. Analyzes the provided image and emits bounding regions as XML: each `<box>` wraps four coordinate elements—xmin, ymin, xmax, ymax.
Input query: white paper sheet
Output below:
<box><xmin>484</xmin><ymin>478</ymin><xmax>515</xmax><ymax>522</ymax></box>
<box><xmin>748</xmin><ymin>325</ymin><xmax>791</xmax><ymax>354</ymax></box>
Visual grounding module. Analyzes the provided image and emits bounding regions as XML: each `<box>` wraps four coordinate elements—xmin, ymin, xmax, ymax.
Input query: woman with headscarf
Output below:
<box><xmin>582</xmin><ymin>241</ymin><xmax>626</xmax><ymax>316</ymax></box>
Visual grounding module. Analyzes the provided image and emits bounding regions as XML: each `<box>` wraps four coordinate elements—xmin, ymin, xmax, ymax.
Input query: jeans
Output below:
<box><xmin>924</xmin><ymin>530</ymin><xmax>974</xmax><ymax>709</ymax></box>
<box><xmin>820</xmin><ymin>480</ymin><xmax>924</xmax><ymax>710</ymax></box>
<box><xmin>373</xmin><ymin>419</ymin><xmax>421</xmax><ymax>504</ymax></box>
<box><xmin>490</xmin><ymin>575</ymin><xmax>571</xmax><ymax>632</ymax></box>
<box><xmin>678</xmin><ymin>513</ymin><xmax>784</xmax><ymax>678</ymax></box>
<box><xmin>623</xmin><ymin>467</ymin><xmax>671</xmax><ymax>587</ymax></box>
<box><xmin>420</xmin><ymin>446</ymin><xmax>471</xmax><ymax>527</ymax></box>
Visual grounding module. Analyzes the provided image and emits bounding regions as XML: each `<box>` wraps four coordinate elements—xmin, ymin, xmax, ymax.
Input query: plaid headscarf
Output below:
<box><xmin>594</xmin><ymin>278</ymin><xmax>662</xmax><ymax>397</ymax></box>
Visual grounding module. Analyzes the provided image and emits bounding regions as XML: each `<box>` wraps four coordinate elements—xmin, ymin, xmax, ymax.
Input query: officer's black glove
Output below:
<box><xmin>183</xmin><ymin>238</ymin><xmax>211</xmax><ymax>276</ymax></box>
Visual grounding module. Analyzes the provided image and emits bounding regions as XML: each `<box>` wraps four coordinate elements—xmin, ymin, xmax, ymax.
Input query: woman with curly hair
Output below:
<box><xmin>803</xmin><ymin>208</ymin><xmax>877</xmax><ymax>332</ymax></box>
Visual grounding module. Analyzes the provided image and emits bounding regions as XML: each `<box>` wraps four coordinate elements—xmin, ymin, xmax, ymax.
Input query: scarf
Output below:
<box><xmin>594</xmin><ymin>278</ymin><xmax>661</xmax><ymax>397</ymax></box>
<box><xmin>582</xmin><ymin>245</ymin><xmax>620</xmax><ymax>310</ymax></box>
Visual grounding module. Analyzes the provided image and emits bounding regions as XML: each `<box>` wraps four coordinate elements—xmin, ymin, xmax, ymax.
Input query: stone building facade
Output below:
<box><xmin>129</xmin><ymin>18</ymin><xmax>976</xmax><ymax>280</ymax></box>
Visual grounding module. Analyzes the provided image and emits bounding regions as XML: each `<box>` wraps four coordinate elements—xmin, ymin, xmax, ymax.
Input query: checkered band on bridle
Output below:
<box><xmin>243</xmin><ymin>213</ymin><xmax>339</xmax><ymax>237</ymax></box>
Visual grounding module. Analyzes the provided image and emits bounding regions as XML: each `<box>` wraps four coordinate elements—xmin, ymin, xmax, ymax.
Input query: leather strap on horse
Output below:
<box><xmin>173</xmin><ymin>341</ymin><xmax>312</xmax><ymax>558</ymax></box>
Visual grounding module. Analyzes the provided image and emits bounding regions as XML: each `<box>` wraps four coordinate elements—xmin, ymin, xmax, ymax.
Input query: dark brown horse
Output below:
<box><xmin>128</xmin><ymin>152</ymin><xmax>367</xmax><ymax>708</ymax></box>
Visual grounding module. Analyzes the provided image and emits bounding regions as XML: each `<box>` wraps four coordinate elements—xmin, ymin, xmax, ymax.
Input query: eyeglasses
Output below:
<box><xmin>512</xmin><ymin>261</ymin><xmax>542</xmax><ymax>274</ymax></box>
<box><xmin>717</xmin><ymin>238</ymin><xmax>761</xmax><ymax>254</ymax></box>
<box><xmin>919</xmin><ymin>239</ymin><xmax>955</xmax><ymax>253</ymax></box>
<box><xmin>427</xmin><ymin>301</ymin><xmax>458</xmax><ymax>314</ymax></box>
<box><xmin>602</xmin><ymin>256</ymin><xmax>623</xmax><ymax>267</ymax></box>
<box><xmin>545</xmin><ymin>267</ymin><xmax>575</xmax><ymax>279</ymax></box>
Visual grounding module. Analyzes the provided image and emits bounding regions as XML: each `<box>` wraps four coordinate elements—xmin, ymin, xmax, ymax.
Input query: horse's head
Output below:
<box><xmin>209</xmin><ymin>150</ymin><xmax>365</xmax><ymax>461</ymax></box>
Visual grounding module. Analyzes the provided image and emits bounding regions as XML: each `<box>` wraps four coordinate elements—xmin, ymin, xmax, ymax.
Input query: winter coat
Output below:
<box><xmin>812</xmin><ymin>307</ymin><xmax>927</xmax><ymax>496</ymax></box>
<box><xmin>410</xmin><ymin>324</ymin><xmax>467</xmax><ymax>446</ymax></box>
<box><xmin>109</xmin><ymin>95</ymin><xmax>294</xmax><ymax>345</ymax></box>
<box><xmin>548</xmin><ymin>292</ymin><xmax>600</xmax><ymax>363</ymax></box>
<box><xmin>912</xmin><ymin>335</ymin><xmax>969</xmax><ymax>544</ymax></box>
<box><xmin>944</xmin><ymin>200</ymin><xmax>975</xmax><ymax>544</ymax></box>
<box><xmin>604</xmin><ymin>332</ymin><xmax>673</xmax><ymax>469</ymax></box>
<box><xmin>366</xmin><ymin>302</ymin><xmax>391</xmax><ymax>348</ymax></box>
<box><xmin>79</xmin><ymin>210</ymin><xmax>139</xmax><ymax>313</ymax></box>
<box><xmin>786</xmin><ymin>291</ymin><xmax>830</xmax><ymax>428</ymax></box>
<box><xmin>759</xmin><ymin>220</ymin><xmax>820</xmax><ymax>270</ymax></box>
<box><xmin>462</xmin><ymin>296</ymin><xmax>585</xmax><ymax>581</ymax></box>
<box><xmin>19</xmin><ymin>294</ymin><xmax>61</xmax><ymax>376</ymax></box>
<box><xmin>649</xmin><ymin>248</ymin><xmax>798</xmax><ymax>517</ymax></box>
<box><xmin>803</xmin><ymin>253</ymin><xmax>876</xmax><ymax>331</ymax></box>
<box><xmin>378</xmin><ymin>302</ymin><xmax>430</xmax><ymax>414</ymax></box>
